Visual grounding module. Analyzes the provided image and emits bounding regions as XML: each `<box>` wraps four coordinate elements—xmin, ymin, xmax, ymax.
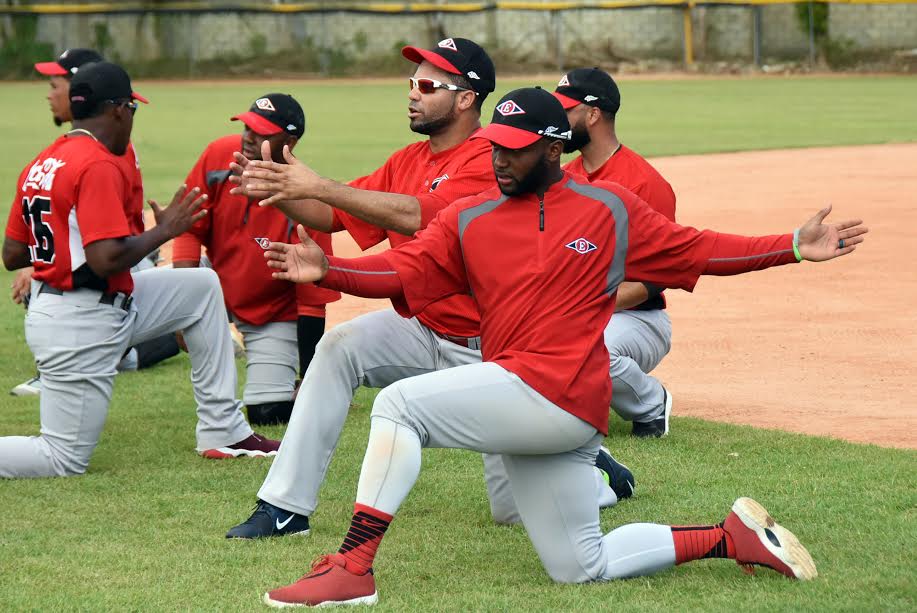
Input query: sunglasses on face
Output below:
<box><xmin>107</xmin><ymin>99</ymin><xmax>138</xmax><ymax>115</ymax></box>
<box><xmin>408</xmin><ymin>77</ymin><xmax>477</xmax><ymax>96</ymax></box>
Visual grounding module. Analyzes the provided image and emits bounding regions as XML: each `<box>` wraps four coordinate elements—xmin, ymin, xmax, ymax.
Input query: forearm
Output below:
<box><xmin>702</xmin><ymin>232</ymin><xmax>798</xmax><ymax>276</ymax></box>
<box><xmin>614</xmin><ymin>282</ymin><xmax>651</xmax><ymax>311</ymax></box>
<box><xmin>316</xmin><ymin>179</ymin><xmax>421</xmax><ymax>236</ymax></box>
<box><xmin>87</xmin><ymin>226</ymin><xmax>172</xmax><ymax>277</ymax></box>
<box><xmin>275</xmin><ymin>198</ymin><xmax>335</xmax><ymax>233</ymax></box>
<box><xmin>318</xmin><ymin>254</ymin><xmax>404</xmax><ymax>299</ymax></box>
<box><xmin>2</xmin><ymin>238</ymin><xmax>32</xmax><ymax>270</ymax></box>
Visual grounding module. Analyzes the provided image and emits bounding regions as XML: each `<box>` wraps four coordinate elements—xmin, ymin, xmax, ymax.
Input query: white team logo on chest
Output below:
<box><xmin>565</xmin><ymin>237</ymin><xmax>597</xmax><ymax>255</ymax></box>
<box><xmin>253</xmin><ymin>237</ymin><xmax>271</xmax><ymax>249</ymax></box>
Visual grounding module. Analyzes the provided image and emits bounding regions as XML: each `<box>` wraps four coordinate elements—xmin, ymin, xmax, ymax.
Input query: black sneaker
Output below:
<box><xmin>226</xmin><ymin>500</ymin><xmax>310</xmax><ymax>539</ymax></box>
<box><xmin>632</xmin><ymin>387</ymin><xmax>672</xmax><ymax>438</ymax></box>
<box><xmin>595</xmin><ymin>446</ymin><xmax>635</xmax><ymax>500</ymax></box>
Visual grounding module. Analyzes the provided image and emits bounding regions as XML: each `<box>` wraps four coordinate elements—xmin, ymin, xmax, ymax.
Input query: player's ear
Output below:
<box><xmin>586</xmin><ymin>106</ymin><xmax>602</xmax><ymax>127</ymax></box>
<box><xmin>457</xmin><ymin>90</ymin><xmax>477</xmax><ymax>112</ymax></box>
<box><xmin>285</xmin><ymin>136</ymin><xmax>299</xmax><ymax>152</ymax></box>
<box><xmin>546</xmin><ymin>138</ymin><xmax>565</xmax><ymax>162</ymax></box>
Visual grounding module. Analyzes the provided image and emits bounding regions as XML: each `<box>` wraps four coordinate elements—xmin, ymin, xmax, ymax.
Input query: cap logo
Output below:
<box><xmin>253</xmin><ymin>237</ymin><xmax>271</xmax><ymax>249</ymax></box>
<box><xmin>558</xmin><ymin>74</ymin><xmax>570</xmax><ymax>87</ymax></box>
<box><xmin>71</xmin><ymin>95</ymin><xmax>86</xmax><ymax>102</ymax></box>
<box><xmin>286</xmin><ymin>124</ymin><xmax>297</xmax><ymax>131</ymax></box>
<box><xmin>70</xmin><ymin>67</ymin><xmax>79</xmax><ymax>74</ymax></box>
<box><xmin>60</xmin><ymin>50</ymin><xmax>69</xmax><ymax>59</ymax></box>
<box><xmin>437</xmin><ymin>38</ymin><xmax>458</xmax><ymax>51</ymax></box>
<box><xmin>255</xmin><ymin>98</ymin><xmax>276</xmax><ymax>112</ymax></box>
<box><xmin>467</xmin><ymin>71</ymin><xmax>480</xmax><ymax>80</ymax></box>
<box><xmin>496</xmin><ymin>100</ymin><xmax>525</xmax><ymax>117</ymax></box>
<box><xmin>565</xmin><ymin>238</ymin><xmax>597</xmax><ymax>255</ymax></box>
<box><xmin>584</xmin><ymin>95</ymin><xmax>599</xmax><ymax>102</ymax></box>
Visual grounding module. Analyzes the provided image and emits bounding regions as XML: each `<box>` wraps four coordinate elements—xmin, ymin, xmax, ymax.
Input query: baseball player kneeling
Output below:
<box><xmin>258</xmin><ymin>87</ymin><xmax>865</xmax><ymax>605</ymax></box>
<box><xmin>171</xmin><ymin>94</ymin><xmax>339</xmax><ymax>426</ymax></box>
<box><xmin>0</xmin><ymin>62</ymin><xmax>279</xmax><ymax>478</ymax></box>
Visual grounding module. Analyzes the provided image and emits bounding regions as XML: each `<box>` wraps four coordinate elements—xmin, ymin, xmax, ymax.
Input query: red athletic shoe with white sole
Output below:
<box><xmin>200</xmin><ymin>433</ymin><xmax>280</xmax><ymax>459</ymax></box>
<box><xmin>723</xmin><ymin>497</ymin><xmax>818</xmax><ymax>580</ymax></box>
<box><xmin>263</xmin><ymin>553</ymin><xmax>377</xmax><ymax>608</ymax></box>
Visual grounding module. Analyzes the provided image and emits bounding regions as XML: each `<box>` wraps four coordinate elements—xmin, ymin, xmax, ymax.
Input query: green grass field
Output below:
<box><xmin>1</xmin><ymin>76</ymin><xmax>916</xmax><ymax>611</ymax></box>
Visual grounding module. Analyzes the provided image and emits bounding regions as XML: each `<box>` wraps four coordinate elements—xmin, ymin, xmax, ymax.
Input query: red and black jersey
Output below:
<box><xmin>323</xmin><ymin>173</ymin><xmax>798</xmax><ymax>434</ymax></box>
<box><xmin>173</xmin><ymin>134</ymin><xmax>339</xmax><ymax>325</ymax></box>
<box><xmin>332</xmin><ymin>134</ymin><xmax>494</xmax><ymax>338</ymax></box>
<box><xmin>565</xmin><ymin>145</ymin><xmax>677</xmax><ymax>310</ymax></box>
<box><xmin>6</xmin><ymin>135</ymin><xmax>134</xmax><ymax>294</ymax></box>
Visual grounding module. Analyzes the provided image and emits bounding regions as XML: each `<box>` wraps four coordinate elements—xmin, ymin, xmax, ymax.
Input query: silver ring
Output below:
<box><xmin>838</xmin><ymin>239</ymin><xmax>845</xmax><ymax>249</ymax></box>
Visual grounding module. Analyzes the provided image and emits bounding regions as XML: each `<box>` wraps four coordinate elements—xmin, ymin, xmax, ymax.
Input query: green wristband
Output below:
<box><xmin>792</xmin><ymin>228</ymin><xmax>803</xmax><ymax>262</ymax></box>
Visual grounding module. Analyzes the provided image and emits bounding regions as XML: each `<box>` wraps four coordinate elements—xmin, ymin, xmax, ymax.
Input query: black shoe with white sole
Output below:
<box><xmin>632</xmin><ymin>388</ymin><xmax>672</xmax><ymax>438</ymax></box>
<box><xmin>595</xmin><ymin>446</ymin><xmax>635</xmax><ymax>500</ymax></box>
<box><xmin>226</xmin><ymin>500</ymin><xmax>310</xmax><ymax>539</ymax></box>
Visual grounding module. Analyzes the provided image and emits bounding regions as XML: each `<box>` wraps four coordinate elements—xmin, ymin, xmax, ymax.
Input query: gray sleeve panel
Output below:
<box><xmin>457</xmin><ymin>194</ymin><xmax>510</xmax><ymax>246</ymax></box>
<box><xmin>563</xmin><ymin>178</ymin><xmax>629</xmax><ymax>295</ymax></box>
<box><xmin>206</xmin><ymin>169</ymin><xmax>232</xmax><ymax>187</ymax></box>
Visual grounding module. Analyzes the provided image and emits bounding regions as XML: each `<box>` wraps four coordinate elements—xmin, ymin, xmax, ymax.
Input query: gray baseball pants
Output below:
<box><xmin>0</xmin><ymin>268</ymin><xmax>252</xmax><ymax>478</ymax></box>
<box><xmin>259</xmin><ymin>309</ymin><xmax>618</xmax><ymax>519</ymax></box>
<box><xmin>607</xmin><ymin>309</ymin><xmax>672</xmax><ymax>423</ymax></box>
<box><xmin>361</xmin><ymin>362</ymin><xmax>677</xmax><ymax>583</ymax></box>
<box><xmin>232</xmin><ymin>320</ymin><xmax>299</xmax><ymax>405</ymax></box>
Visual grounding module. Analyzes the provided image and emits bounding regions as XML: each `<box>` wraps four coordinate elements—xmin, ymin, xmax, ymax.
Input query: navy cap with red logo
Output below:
<box><xmin>69</xmin><ymin>61</ymin><xmax>148</xmax><ymax>120</ymax></box>
<box><xmin>402</xmin><ymin>38</ymin><xmax>496</xmax><ymax>95</ymax></box>
<box><xmin>231</xmin><ymin>93</ymin><xmax>305</xmax><ymax>138</ymax></box>
<box><xmin>35</xmin><ymin>48</ymin><xmax>104</xmax><ymax>77</ymax></box>
<box><xmin>473</xmin><ymin>87</ymin><xmax>571</xmax><ymax>150</ymax></box>
<box><xmin>553</xmin><ymin>67</ymin><xmax>621</xmax><ymax>115</ymax></box>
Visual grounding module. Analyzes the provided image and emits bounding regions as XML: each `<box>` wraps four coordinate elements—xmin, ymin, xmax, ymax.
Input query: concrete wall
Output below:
<box><xmin>3</xmin><ymin>4</ymin><xmax>916</xmax><ymax>75</ymax></box>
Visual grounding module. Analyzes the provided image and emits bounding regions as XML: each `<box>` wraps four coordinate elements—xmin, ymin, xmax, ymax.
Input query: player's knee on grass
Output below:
<box><xmin>247</xmin><ymin>401</ymin><xmax>294</xmax><ymax>426</ymax></box>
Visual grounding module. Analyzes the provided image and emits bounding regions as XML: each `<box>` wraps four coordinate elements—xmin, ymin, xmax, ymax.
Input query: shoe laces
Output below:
<box><xmin>304</xmin><ymin>554</ymin><xmax>337</xmax><ymax>578</ymax></box>
<box><xmin>246</xmin><ymin>501</ymin><xmax>273</xmax><ymax>524</ymax></box>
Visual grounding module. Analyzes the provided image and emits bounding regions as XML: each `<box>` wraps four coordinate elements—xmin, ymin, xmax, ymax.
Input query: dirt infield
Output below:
<box><xmin>324</xmin><ymin>144</ymin><xmax>917</xmax><ymax>449</ymax></box>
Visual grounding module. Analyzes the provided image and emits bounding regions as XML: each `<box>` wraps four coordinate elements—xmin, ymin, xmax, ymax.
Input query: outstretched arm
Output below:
<box><xmin>624</xmin><ymin>199</ymin><xmax>867</xmax><ymax>291</ymax></box>
<box><xmin>236</xmin><ymin>142</ymin><xmax>422</xmax><ymax>235</ymax></box>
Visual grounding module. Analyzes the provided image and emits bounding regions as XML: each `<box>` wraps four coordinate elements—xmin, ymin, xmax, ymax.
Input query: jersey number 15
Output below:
<box><xmin>22</xmin><ymin>195</ymin><xmax>55</xmax><ymax>264</ymax></box>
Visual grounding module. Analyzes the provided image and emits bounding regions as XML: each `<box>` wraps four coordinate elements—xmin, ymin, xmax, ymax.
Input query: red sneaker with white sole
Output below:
<box><xmin>200</xmin><ymin>433</ymin><xmax>280</xmax><ymax>459</ymax></box>
<box><xmin>723</xmin><ymin>497</ymin><xmax>818</xmax><ymax>580</ymax></box>
<box><xmin>263</xmin><ymin>553</ymin><xmax>377</xmax><ymax>608</ymax></box>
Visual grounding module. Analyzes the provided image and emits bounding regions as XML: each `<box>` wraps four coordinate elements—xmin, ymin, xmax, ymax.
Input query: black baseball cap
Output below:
<box><xmin>473</xmin><ymin>87</ymin><xmax>571</xmax><ymax>149</ymax></box>
<box><xmin>232</xmin><ymin>93</ymin><xmax>305</xmax><ymax>138</ymax></box>
<box><xmin>402</xmin><ymin>38</ymin><xmax>495</xmax><ymax>95</ymax></box>
<box><xmin>553</xmin><ymin>67</ymin><xmax>621</xmax><ymax>114</ymax></box>
<box><xmin>35</xmin><ymin>48</ymin><xmax>103</xmax><ymax>77</ymax></box>
<box><xmin>69</xmin><ymin>62</ymin><xmax>148</xmax><ymax>119</ymax></box>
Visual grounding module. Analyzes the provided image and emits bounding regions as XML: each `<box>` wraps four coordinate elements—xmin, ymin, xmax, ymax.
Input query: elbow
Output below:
<box><xmin>2</xmin><ymin>240</ymin><xmax>27</xmax><ymax>270</ymax></box>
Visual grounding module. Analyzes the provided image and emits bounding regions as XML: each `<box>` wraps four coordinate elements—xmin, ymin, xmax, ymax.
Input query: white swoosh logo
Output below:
<box><xmin>275</xmin><ymin>514</ymin><xmax>295</xmax><ymax>530</ymax></box>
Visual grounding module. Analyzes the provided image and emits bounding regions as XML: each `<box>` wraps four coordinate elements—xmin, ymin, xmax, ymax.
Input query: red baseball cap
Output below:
<box><xmin>231</xmin><ymin>94</ymin><xmax>305</xmax><ymax>137</ymax></box>
<box><xmin>35</xmin><ymin>48</ymin><xmax>103</xmax><ymax>77</ymax></box>
<box><xmin>473</xmin><ymin>87</ymin><xmax>572</xmax><ymax>150</ymax></box>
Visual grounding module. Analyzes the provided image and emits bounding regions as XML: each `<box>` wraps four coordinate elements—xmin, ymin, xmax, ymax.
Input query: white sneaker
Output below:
<box><xmin>10</xmin><ymin>375</ymin><xmax>41</xmax><ymax>396</ymax></box>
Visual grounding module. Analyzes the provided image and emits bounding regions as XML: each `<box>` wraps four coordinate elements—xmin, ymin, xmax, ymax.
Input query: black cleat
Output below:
<box><xmin>595</xmin><ymin>446</ymin><xmax>635</xmax><ymax>500</ymax></box>
<box><xmin>632</xmin><ymin>387</ymin><xmax>672</xmax><ymax>438</ymax></box>
<box><xmin>226</xmin><ymin>500</ymin><xmax>310</xmax><ymax>539</ymax></box>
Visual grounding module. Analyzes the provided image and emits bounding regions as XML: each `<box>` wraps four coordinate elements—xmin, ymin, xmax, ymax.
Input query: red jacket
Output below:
<box><xmin>322</xmin><ymin>173</ymin><xmax>798</xmax><ymax>434</ymax></box>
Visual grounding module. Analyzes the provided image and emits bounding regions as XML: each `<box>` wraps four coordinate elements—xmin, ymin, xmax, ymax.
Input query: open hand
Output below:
<box><xmin>797</xmin><ymin>205</ymin><xmax>868</xmax><ymax>262</ymax></box>
<box><xmin>11</xmin><ymin>267</ymin><xmax>32</xmax><ymax>304</ymax></box>
<box><xmin>228</xmin><ymin>150</ymin><xmax>273</xmax><ymax>200</ymax></box>
<box><xmin>264</xmin><ymin>225</ymin><xmax>328</xmax><ymax>284</ymax></box>
<box><xmin>148</xmin><ymin>184</ymin><xmax>208</xmax><ymax>239</ymax></box>
<box><xmin>243</xmin><ymin>141</ymin><xmax>323</xmax><ymax>208</ymax></box>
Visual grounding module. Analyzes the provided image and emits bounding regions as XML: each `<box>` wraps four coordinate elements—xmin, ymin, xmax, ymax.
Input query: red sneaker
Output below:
<box><xmin>200</xmin><ymin>433</ymin><xmax>280</xmax><ymax>459</ymax></box>
<box><xmin>723</xmin><ymin>497</ymin><xmax>818</xmax><ymax>580</ymax></box>
<box><xmin>263</xmin><ymin>553</ymin><xmax>377</xmax><ymax>608</ymax></box>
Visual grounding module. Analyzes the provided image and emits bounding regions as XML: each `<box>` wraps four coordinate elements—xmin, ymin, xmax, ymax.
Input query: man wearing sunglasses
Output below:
<box><xmin>170</xmin><ymin>94</ymin><xmax>340</xmax><ymax>426</ymax></box>
<box><xmin>9</xmin><ymin>50</ymin><xmax>180</xmax><ymax>398</ymax></box>
<box><xmin>1</xmin><ymin>62</ymin><xmax>281</xmax><ymax>478</ymax></box>
<box><xmin>226</xmin><ymin>38</ymin><xmax>634</xmax><ymax>539</ymax></box>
